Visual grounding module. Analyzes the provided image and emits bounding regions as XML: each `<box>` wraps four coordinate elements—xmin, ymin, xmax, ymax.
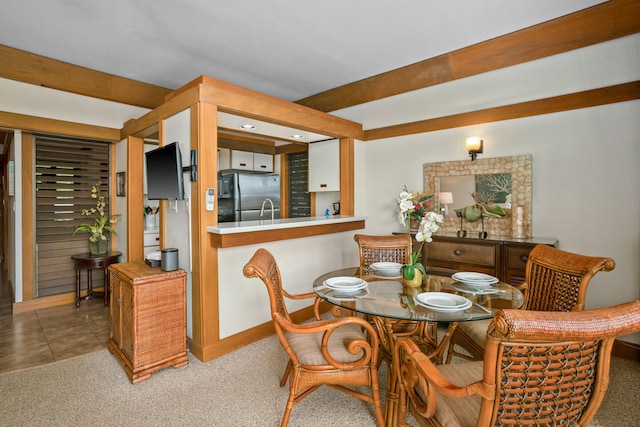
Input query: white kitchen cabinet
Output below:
<box><xmin>231</xmin><ymin>150</ymin><xmax>254</xmax><ymax>170</ymax></box>
<box><xmin>308</xmin><ymin>139</ymin><xmax>339</xmax><ymax>192</ymax></box>
<box><xmin>218</xmin><ymin>148</ymin><xmax>274</xmax><ymax>172</ymax></box>
<box><xmin>253</xmin><ymin>152</ymin><xmax>274</xmax><ymax>172</ymax></box>
<box><xmin>143</xmin><ymin>229</ymin><xmax>160</xmax><ymax>255</ymax></box>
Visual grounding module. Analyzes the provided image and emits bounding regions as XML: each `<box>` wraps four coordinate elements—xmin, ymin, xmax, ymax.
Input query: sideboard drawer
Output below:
<box><xmin>505</xmin><ymin>246</ymin><xmax>532</xmax><ymax>269</ymax></box>
<box><xmin>428</xmin><ymin>241</ymin><xmax>496</xmax><ymax>267</ymax></box>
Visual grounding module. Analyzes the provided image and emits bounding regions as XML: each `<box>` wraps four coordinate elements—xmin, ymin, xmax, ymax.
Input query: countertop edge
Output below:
<box><xmin>207</xmin><ymin>215</ymin><xmax>367</xmax><ymax>235</ymax></box>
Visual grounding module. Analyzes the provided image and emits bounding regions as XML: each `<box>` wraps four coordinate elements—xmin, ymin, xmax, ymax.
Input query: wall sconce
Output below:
<box><xmin>439</xmin><ymin>192</ymin><xmax>453</xmax><ymax>217</ymax></box>
<box><xmin>466</xmin><ymin>136</ymin><xmax>483</xmax><ymax>161</ymax></box>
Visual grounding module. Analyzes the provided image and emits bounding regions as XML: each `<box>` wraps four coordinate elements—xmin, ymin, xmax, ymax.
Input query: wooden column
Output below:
<box><xmin>189</xmin><ymin>101</ymin><xmax>220</xmax><ymax>361</ymax></box>
<box><xmin>339</xmin><ymin>137</ymin><xmax>355</xmax><ymax>216</ymax></box>
<box><xmin>126</xmin><ymin>136</ymin><xmax>145</xmax><ymax>262</ymax></box>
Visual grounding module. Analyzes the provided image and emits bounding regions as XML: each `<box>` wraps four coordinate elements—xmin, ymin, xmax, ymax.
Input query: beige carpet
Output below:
<box><xmin>0</xmin><ymin>334</ymin><xmax>637</xmax><ymax>426</ymax></box>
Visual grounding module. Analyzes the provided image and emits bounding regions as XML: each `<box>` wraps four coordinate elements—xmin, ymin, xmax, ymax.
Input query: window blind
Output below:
<box><xmin>35</xmin><ymin>135</ymin><xmax>111</xmax><ymax>298</ymax></box>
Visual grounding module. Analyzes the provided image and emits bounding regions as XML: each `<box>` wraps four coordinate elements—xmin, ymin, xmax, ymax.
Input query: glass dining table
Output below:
<box><xmin>313</xmin><ymin>267</ymin><xmax>524</xmax><ymax>427</ymax></box>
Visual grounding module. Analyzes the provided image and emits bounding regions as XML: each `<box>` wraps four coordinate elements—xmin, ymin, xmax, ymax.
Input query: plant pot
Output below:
<box><xmin>89</xmin><ymin>240</ymin><xmax>108</xmax><ymax>255</ymax></box>
<box><xmin>402</xmin><ymin>268</ymin><xmax>423</xmax><ymax>288</ymax></box>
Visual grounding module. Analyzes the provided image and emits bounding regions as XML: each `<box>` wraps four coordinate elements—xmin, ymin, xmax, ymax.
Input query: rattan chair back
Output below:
<box><xmin>243</xmin><ymin>247</ymin><xmax>292</xmax><ymax>323</ymax></box>
<box><xmin>523</xmin><ymin>244</ymin><xmax>615</xmax><ymax>311</ymax></box>
<box><xmin>399</xmin><ymin>300</ymin><xmax>640</xmax><ymax>427</ymax></box>
<box><xmin>243</xmin><ymin>248</ymin><xmax>384</xmax><ymax>427</ymax></box>
<box><xmin>446</xmin><ymin>244</ymin><xmax>615</xmax><ymax>363</ymax></box>
<box><xmin>354</xmin><ymin>234</ymin><xmax>409</xmax><ymax>275</ymax></box>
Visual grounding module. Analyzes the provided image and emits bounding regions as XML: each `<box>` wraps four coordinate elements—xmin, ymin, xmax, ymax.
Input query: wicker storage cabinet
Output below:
<box><xmin>108</xmin><ymin>261</ymin><xmax>188</xmax><ymax>383</ymax></box>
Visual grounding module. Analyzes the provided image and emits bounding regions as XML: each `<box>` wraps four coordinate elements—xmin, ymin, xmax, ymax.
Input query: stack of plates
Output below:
<box><xmin>323</xmin><ymin>277</ymin><xmax>368</xmax><ymax>294</ymax></box>
<box><xmin>452</xmin><ymin>272</ymin><xmax>499</xmax><ymax>288</ymax></box>
<box><xmin>414</xmin><ymin>292</ymin><xmax>472</xmax><ymax>312</ymax></box>
<box><xmin>370</xmin><ymin>262</ymin><xmax>402</xmax><ymax>278</ymax></box>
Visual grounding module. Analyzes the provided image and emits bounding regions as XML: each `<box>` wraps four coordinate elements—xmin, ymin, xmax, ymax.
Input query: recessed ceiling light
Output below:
<box><xmin>290</xmin><ymin>134</ymin><xmax>304</xmax><ymax>139</ymax></box>
<box><xmin>240</xmin><ymin>124</ymin><xmax>255</xmax><ymax>130</ymax></box>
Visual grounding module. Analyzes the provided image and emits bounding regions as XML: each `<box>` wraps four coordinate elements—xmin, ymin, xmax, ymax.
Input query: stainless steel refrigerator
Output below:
<box><xmin>217</xmin><ymin>172</ymin><xmax>281</xmax><ymax>222</ymax></box>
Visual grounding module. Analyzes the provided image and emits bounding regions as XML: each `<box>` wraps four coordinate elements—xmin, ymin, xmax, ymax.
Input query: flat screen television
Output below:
<box><xmin>145</xmin><ymin>142</ymin><xmax>185</xmax><ymax>200</ymax></box>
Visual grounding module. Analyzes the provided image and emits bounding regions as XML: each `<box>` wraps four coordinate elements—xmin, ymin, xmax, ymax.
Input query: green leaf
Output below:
<box><xmin>403</xmin><ymin>264</ymin><xmax>415</xmax><ymax>280</ymax></box>
<box><xmin>415</xmin><ymin>262</ymin><xmax>427</xmax><ymax>275</ymax></box>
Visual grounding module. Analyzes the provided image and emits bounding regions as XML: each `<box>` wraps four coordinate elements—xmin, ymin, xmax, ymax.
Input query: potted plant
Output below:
<box><xmin>396</xmin><ymin>186</ymin><xmax>443</xmax><ymax>287</ymax></box>
<box><xmin>73</xmin><ymin>180</ymin><xmax>120</xmax><ymax>255</ymax></box>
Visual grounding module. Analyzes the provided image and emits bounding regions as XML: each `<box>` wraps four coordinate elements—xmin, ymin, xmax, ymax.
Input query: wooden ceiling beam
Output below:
<box><xmin>363</xmin><ymin>81</ymin><xmax>640</xmax><ymax>140</ymax></box>
<box><xmin>0</xmin><ymin>110</ymin><xmax>120</xmax><ymax>141</ymax></box>
<box><xmin>296</xmin><ymin>0</ymin><xmax>640</xmax><ymax>113</ymax></box>
<box><xmin>0</xmin><ymin>44</ymin><xmax>171</xmax><ymax>109</ymax></box>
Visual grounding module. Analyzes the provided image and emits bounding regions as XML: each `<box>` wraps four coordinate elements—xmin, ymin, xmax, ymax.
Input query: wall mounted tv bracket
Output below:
<box><xmin>182</xmin><ymin>149</ymin><xmax>198</xmax><ymax>181</ymax></box>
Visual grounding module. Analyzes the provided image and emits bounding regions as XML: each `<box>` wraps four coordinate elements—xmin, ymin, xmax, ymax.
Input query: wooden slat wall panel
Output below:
<box><xmin>287</xmin><ymin>152</ymin><xmax>310</xmax><ymax>217</ymax></box>
<box><xmin>35</xmin><ymin>136</ymin><xmax>110</xmax><ymax>297</ymax></box>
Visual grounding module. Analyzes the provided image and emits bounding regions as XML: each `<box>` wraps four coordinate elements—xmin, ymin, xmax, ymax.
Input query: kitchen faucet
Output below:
<box><xmin>259</xmin><ymin>198</ymin><xmax>275</xmax><ymax>222</ymax></box>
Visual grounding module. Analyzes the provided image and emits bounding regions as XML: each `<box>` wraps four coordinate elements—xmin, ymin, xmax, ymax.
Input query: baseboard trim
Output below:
<box><xmin>12</xmin><ymin>289</ymin><xmax>105</xmax><ymax>314</ymax></box>
<box><xmin>188</xmin><ymin>301</ymin><xmax>332</xmax><ymax>362</ymax></box>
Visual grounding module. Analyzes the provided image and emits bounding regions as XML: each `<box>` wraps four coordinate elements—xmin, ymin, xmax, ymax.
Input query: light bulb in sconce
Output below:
<box><xmin>439</xmin><ymin>192</ymin><xmax>454</xmax><ymax>217</ymax></box>
<box><xmin>466</xmin><ymin>136</ymin><xmax>483</xmax><ymax>161</ymax></box>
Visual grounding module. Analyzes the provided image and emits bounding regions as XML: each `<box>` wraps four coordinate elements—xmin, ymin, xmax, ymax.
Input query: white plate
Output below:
<box><xmin>371</xmin><ymin>271</ymin><xmax>402</xmax><ymax>279</ymax></box>
<box><xmin>323</xmin><ymin>277</ymin><xmax>368</xmax><ymax>292</ymax></box>
<box><xmin>328</xmin><ymin>288</ymin><xmax>369</xmax><ymax>301</ymax></box>
<box><xmin>414</xmin><ymin>292</ymin><xmax>472</xmax><ymax>312</ymax></box>
<box><xmin>453</xmin><ymin>284</ymin><xmax>501</xmax><ymax>295</ymax></box>
<box><xmin>370</xmin><ymin>262</ymin><xmax>403</xmax><ymax>271</ymax></box>
<box><xmin>452</xmin><ymin>272</ymin><xmax>499</xmax><ymax>287</ymax></box>
<box><xmin>370</xmin><ymin>262</ymin><xmax>402</xmax><ymax>278</ymax></box>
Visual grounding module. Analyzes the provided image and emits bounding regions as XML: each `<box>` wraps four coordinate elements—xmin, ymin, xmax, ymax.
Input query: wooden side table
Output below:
<box><xmin>71</xmin><ymin>251</ymin><xmax>122</xmax><ymax>307</ymax></box>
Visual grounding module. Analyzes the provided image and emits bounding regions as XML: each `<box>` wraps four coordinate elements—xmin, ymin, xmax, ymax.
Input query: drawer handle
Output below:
<box><xmin>454</xmin><ymin>250</ymin><xmax>462</xmax><ymax>256</ymax></box>
<box><xmin>116</xmin><ymin>298</ymin><xmax>121</xmax><ymax>307</ymax></box>
<box><xmin>521</xmin><ymin>255</ymin><xmax>528</xmax><ymax>263</ymax></box>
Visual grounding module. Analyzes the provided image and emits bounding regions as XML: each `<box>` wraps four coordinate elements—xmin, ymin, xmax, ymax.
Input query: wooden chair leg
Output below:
<box><xmin>280</xmin><ymin>360</ymin><xmax>293</xmax><ymax>387</ymax></box>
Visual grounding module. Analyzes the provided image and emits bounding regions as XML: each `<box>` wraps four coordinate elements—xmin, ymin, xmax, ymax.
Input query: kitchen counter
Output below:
<box><xmin>207</xmin><ymin>215</ymin><xmax>366</xmax><ymax>247</ymax></box>
<box><xmin>207</xmin><ymin>215</ymin><xmax>365</xmax><ymax>234</ymax></box>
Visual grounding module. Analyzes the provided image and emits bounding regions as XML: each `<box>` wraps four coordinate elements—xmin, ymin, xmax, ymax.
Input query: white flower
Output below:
<box><xmin>397</xmin><ymin>191</ymin><xmax>418</xmax><ymax>225</ymax></box>
<box><xmin>399</xmin><ymin>191</ymin><xmax>413</xmax><ymax>202</ymax></box>
<box><xmin>415</xmin><ymin>211</ymin><xmax>444</xmax><ymax>242</ymax></box>
<box><xmin>398</xmin><ymin>198</ymin><xmax>414</xmax><ymax>214</ymax></box>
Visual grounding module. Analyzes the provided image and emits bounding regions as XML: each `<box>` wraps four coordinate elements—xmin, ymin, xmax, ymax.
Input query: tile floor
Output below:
<box><xmin>0</xmin><ymin>270</ymin><xmax>111</xmax><ymax>374</ymax></box>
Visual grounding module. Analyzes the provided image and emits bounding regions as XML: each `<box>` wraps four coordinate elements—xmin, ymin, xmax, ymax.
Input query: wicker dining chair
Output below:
<box><xmin>243</xmin><ymin>248</ymin><xmax>384</xmax><ymax>427</ymax></box>
<box><xmin>354</xmin><ymin>233</ymin><xmax>410</xmax><ymax>275</ymax></box>
<box><xmin>446</xmin><ymin>244</ymin><xmax>616</xmax><ymax>363</ymax></box>
<box><xmin>397</xmin><ymin>300</ymin><xmax>640</xmax><ymax>427</ymax></box>
<box><xmin>353</xmin><ymin>234</ymin><xmax>439</xmax><ymax>365</ymax></box>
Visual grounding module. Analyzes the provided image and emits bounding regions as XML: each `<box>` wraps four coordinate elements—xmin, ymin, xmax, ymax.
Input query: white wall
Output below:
<box><xmin>356</xmin><ymin>101</ymin><xmax>640</xmax><ymax>342</ymax></box>
<box><xmin>162</xmin><ymin>109</ymin><xmax>194</xmax><ymax>337</ymax></box>
<box><xmin>218</xmin><ymin>232</ymin><xmax>359</xmax><ymax>338</ymax></box>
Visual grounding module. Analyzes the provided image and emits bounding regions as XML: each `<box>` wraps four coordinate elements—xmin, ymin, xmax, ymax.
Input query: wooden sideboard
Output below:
<box><xmin>424</xmin><ymin>234</ymin><xmax>558</xmax><ymax>285</ymax></box>
<box><xmin>108</xmin><ymin>261</ymin><xmax>188</xmax><ymax>383</ymax></box>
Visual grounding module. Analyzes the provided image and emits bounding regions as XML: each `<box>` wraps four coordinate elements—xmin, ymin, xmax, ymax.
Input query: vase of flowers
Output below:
<box><xmin>73</xmin><ymin>180</ymin><xmax>120</xmax><ymax>255</ymax></box>
<box><xmin>397</xmin><ymin>186</ymin><xmax>444</xmax><ymax>287</ymax></box>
